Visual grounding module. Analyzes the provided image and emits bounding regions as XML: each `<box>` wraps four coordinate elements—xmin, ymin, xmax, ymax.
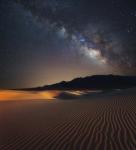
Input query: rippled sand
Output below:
<box><xmin>0</xmin><ymin>89</ymin><xmax>136</xmax><ymax>150</ymax></box>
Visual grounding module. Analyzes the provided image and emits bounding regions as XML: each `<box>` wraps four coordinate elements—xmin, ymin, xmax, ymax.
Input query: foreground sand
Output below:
<box><xmin>0</xmin><ymin>89</ymin><xmax>136</xmax><ymax>150</ymax></box>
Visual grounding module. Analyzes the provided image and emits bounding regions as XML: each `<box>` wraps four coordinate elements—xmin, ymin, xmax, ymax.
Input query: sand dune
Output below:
<box><xmin>0</xmin><ymin>90</ymin><xmax>136</xmax><ymax>150</ymax></box>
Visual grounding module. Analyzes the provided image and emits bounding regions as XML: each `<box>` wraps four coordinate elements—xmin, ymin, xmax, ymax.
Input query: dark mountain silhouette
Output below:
<box><xmin>22</xmin><ymin>75</ymin><xmax>136</xmax><ymax>91</ymax></box>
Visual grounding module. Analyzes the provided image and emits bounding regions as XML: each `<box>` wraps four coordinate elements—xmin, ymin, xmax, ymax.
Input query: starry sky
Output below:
<box><xmin>0</xmin><ymin>0</ymin><xmax>136</xmax><ymax>89</ymax></box>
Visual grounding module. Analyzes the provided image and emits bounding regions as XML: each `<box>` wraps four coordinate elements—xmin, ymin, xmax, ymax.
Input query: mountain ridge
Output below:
<box><xmin>21</xmin><ymin>74</ymin><xmax>136</xmax><ymax>91</ymax></box>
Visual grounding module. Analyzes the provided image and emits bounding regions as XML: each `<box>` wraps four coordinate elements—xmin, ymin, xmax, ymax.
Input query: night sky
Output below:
<box><xmin>0</xmin><ymin>0</ymin><xmax>136</xmax><ymax>89</ymax></box>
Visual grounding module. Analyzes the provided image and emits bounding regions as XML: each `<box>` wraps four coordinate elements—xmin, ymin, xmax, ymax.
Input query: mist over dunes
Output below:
<box><xmin>0</xmin><ymin>87</ymin><xmax>136</xmax><ymax>150</ymax></box>
<box><xmin>0</xmin><ymin>0</ymin><xmax>136</xmax><ymax>149</ymax></box>
<box><xmin>0</xmin><ymin>77</ymin><xmax>136</xmax><ymax>149</ymax></box>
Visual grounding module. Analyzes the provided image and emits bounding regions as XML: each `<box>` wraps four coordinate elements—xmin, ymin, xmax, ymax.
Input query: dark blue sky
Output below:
<box><xmin>0</xmin><ymin>0</ymin><xmax>136</xmax><ymax>88</ymax></box>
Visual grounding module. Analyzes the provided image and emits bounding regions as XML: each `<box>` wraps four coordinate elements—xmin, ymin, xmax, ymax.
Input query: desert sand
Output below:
<box><xmin>0</xmin><ymin>88</ymin><xmax>136</xmax><ymax>150</ymax></box>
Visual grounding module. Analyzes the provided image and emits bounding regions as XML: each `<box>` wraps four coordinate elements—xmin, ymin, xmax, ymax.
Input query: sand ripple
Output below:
<box><xmin>0</xmin><ymin>95</ymin><xmax>136</xmax><ymax>150</ymax></box>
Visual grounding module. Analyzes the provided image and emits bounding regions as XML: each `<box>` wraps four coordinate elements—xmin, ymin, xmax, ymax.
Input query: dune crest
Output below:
<box><xmin>0</xmin><ymin>89</ymin><xmax>136</xmax><ymax>150</ymax></box>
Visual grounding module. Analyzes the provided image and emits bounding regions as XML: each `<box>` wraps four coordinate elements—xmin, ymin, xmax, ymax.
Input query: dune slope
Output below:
<box><xmin>0</xmin><ymin>91</ymin><xmax>136</xmax><ymax>150</ymax></box>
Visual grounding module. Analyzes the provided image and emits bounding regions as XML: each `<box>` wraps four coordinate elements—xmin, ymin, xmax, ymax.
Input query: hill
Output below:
<box><xmin>22</xmin><ymin>75</ymin><xmax>136</xmax><ymax>91</ymax></box>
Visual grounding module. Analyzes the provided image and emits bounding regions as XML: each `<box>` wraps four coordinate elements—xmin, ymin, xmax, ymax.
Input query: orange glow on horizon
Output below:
<box><xmin>0</xmin><ymin>90</ymin><xmax>60</xmax><ymax>101</ymax></box>
<box><xmin>40</xmin><ymin>91</ymin><xmax>60</xmax><ymax>99</ymax></box>
<box><xmin>0</xmin><ymin>90</ymin><xmax>99</xmax><ymax>101</ymax></box>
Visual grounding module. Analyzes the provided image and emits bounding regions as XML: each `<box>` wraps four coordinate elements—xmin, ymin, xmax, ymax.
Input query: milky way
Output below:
<box><xmin>0</xmin><ymin>0</ymin><xmax>136</xmax><ymax>88</ymax></box>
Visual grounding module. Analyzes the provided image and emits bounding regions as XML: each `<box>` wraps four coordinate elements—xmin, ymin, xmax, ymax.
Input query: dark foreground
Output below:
<box><xmin>0</xmin><ymin>89</ymin><xmax>136</xmax><ymax>150</ymax></box>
